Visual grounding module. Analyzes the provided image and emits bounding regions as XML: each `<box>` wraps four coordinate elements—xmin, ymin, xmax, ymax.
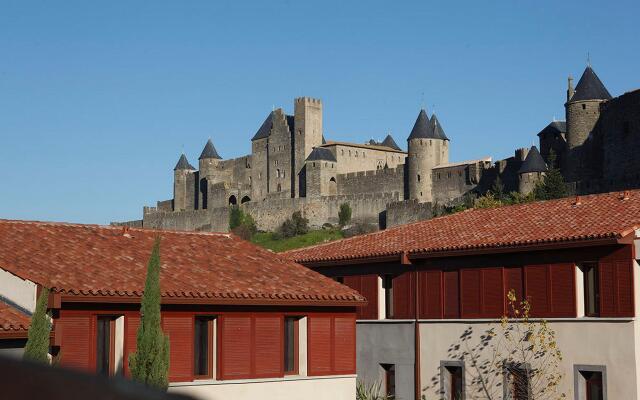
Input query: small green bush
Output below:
<box><xmin>229</xmin><ymin>206</ymin><xmax>257</xmax><ymax>240</ymax></box>
<box><xmin>338</xmin><ymin>203</ymin><xmax>352</xmax><ymax>226</ymax></box>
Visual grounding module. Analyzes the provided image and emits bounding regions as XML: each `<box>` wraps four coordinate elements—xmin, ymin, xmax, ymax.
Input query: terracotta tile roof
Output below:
<box><xmin>287</xmin><ymin>190</ymin><xmax>640</xmax><ymax>264</ymax></box>
<box><xmin>0</xmin><ymin>299</ymin><xmax>30</xmax><ymax>334</ymax></box>
<box><xmin>0</xmin><ymin>221</ymin><xmax>364</xmax><ymax>305</ymax></box>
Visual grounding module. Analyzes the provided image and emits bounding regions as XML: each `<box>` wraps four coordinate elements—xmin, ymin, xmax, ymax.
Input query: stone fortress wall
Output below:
<box><xmin>117</xmin><ymin>67</ymin><xmax>640</xmax><ymax>233</ymax></box>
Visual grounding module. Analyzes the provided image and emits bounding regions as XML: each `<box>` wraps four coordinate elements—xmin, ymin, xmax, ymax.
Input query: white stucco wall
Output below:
<box><xmin>419</xmin><ymin>319</ymin><xmax>637</xmax><ymax>400</ymax></box>
<box><xmin>169</xmin><ymin>375</ymin><xmax>356</xmax><ymax>400</ymax></box>
<box><xmin>0</xmin><ymin>268</ymin><xmax>37</xmax><ymax>313</ymax></box>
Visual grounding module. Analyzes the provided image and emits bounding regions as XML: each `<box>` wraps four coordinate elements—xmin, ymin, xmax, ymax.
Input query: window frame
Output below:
<box><xmin>383</xmin><ymin>274</ymin><xmax>394</xmax><ymax>319</ymax></box>
<box><xmin>574</xmin><ymin>364</ymin><xmax>607</xmax><ymax>400</ymax></box>
<box><xmin>440</xmin><ymin>360</ymin><xmax>465</xmax><ymax>400</ymax></box>
<box><xmin>381</xmin><ymin>364</ymin><xmax>396</xmax><ymax>398</ymax></box>
<box><xmin>503</xmin><ymin>361</ymin><xmax>532</xmax><ymax>400</ymax></box>
<box><xmin>193</xmin><ymin>316</ymin><xmax>215</xmax><ymax>379</ymax></box>
<box><xmin>581</xmin><ymin>262</ymin><xmax>600</xmax><ymax>317</ymax></box>
<box><xmin>96</xmin><ymin>315</ymin><xmax>116</xmax><ymax>376</ymax></box>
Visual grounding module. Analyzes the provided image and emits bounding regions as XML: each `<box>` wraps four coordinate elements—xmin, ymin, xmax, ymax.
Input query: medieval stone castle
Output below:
<box><xmin>121</xmin><ymin>65</ymin><xmax>640</xmax><ymax>231</ymax></box>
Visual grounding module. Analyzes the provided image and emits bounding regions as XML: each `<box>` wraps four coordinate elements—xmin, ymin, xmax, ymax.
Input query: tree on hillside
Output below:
<box><xmin>129</xmin><ymin>238</ymin><xmax>170</xmax><ymax>390</ymax></box>
<box><xmin>229</xmin><ymin>206</ymin><xmax>257</xmax><ymax>240</ymax></box>
<box><xmin>23</xmin><ymin>287</ymin><xmax>51</xmax><ymax>364</ymax></box>
<box><xmin>534</xmin><ymin>150</ymin><xmax>568</xmax><ymax>200</ymax></box>
<box><xmin>338</xmin><ymin>203</ymin><xmax>352</xmax><ymax>227</ymax></box>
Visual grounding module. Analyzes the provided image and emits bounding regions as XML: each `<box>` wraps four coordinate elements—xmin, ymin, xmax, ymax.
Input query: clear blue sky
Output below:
<box><xmin>1</xmin><ymin>0</ymin><xmax>638</xmax><ymax>224</ymax></box>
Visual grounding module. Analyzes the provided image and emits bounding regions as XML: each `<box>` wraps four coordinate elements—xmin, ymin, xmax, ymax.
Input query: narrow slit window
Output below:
<box><xmin>194</xmin><ymin>316</ymin><xmax>214</xmax><ymax>378</ymax></box>
<box><xmin>284</xmin><ymin>317</ymin><xmax>299</xmax><ymax>375</ymax></box>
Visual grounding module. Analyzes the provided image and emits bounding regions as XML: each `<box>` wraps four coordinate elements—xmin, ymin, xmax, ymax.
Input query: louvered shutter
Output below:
<box><xmin>124</xmin><ymin>314</ymin><xmax>140</xmax><ymax>377</ymax></box>
<box><xmin>600</xmin><ymin>245</ymin><xmax>635</xmax><ymax>317</ymax></box>
<box><xmin>615</xmin><ymin>259</ymin><xmax>634</xmax><ymax>316</ymax></box>
<box><xmin>307</xmin><ymin>315</ymin><xmax>332</xmax><ymax>376</ymax></box>
<box><xmin>525</xmin><ymin>265</ymin><xmax>550</xmax><ymax>317</ymax></box>
<box><xmin>420</xmin><ymin>270</ymin><xmax>442</xmax><ymax>319</ymax></box>
<box><xmin>254</xmin><ymin>315</ymin><xmax>283</xmax><ymax>378</ymax></box>
<box><xmin>219</xmin><ymin>315</ymin><xmax>252</xmax><ymax>380</ymax></box>
<box><xmin>58</xmin><ymin>312</ymin><xmax>93</xmax><ymax>372</ymax></box>
<box><xmin>460</xmin><ymin>269</ymin><xmax>482</xmax><ymax>318</ymax></box>
<box><xmin>505</xmin><ymin>267</ymin><xmax>524</xmax><ymax>302</ymax></box>
<box><xmin>163</xmin><ymin>314</ymin><xmax>194</xmax><ymax>382</ymax></box>
<box><xmin>443</xmin><ymin>270</ymin><xmax>460</xmax><ymax>318</ymax></box>
<box><xmin>481</xmin><ymin>268</ymin><xmax>504</xmax><ymax>317</ymax></box>
<box><xmin>549</xmin><ymin>263</ymin><xmax>576</xmax><ymax>317</ymax></box>
<box><xmin>333</xmin><ymin>315</ymin><xmax>356</xmax><ymax>374</ymax></box>
<box><xmin>359</xmin><ymin>275</ymin><xmax>379</xmax><ymax>319</ymax></box>
<box><xmin>392</xmin><ymin>272</ymin><xmax>415</xmax><ymax>319</ymax></box>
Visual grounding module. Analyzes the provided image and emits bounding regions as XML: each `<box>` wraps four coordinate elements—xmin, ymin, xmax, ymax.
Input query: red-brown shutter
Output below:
<box><xmin>600</xmin><ymin>245</ymin><xmax>635</xmax><ymax>317</ymax></box>
<box><xmin>460</xmin><ymin>269</ymin><xmax>482</xmax><ymax>318</ymax></box>
<box><xmin>124</xmin><ymin>314</ymin><xmax>140</xmax><ymax>377</ymax></box>
<box><xmin>525</xmin><ymin>265</ymin><xmax>550</xmax><ymax>317</ymax></box>
<box><xmin>333</xmin><ymin>315</ymin><xmax>356</xmax><ymax>374</ymax></box>
<box><xmin>307</xmin><ymin>315</ymin><xmax>332</xmax><ymax>376</ymax></box>
<box><xmin>218</xmin><ymin>315</ymin><xmax>252</xmax><ymax>380</ymax></box>
<box><xmin>359</xmin><ymin>275</ymin><xmax>379</xmax><ymax>319</ymax></box>
<box><xmin>163</xmin><ymin>314</ymin><xmax>194</xmax><ymax>382</ymax></box>
<box><xmin>420</xmin><ymin>270</ymin><xmax>442</xmax><ymax>319</ymax></box>
<box><xmin>504</xmin><ymin>267</ymin><xmax>524</xmax><ymax>304</ymax></box>
<box><xmin>481</xmin><ymin>268</ymin><xmax>504</xmax><ymax>317</ymax></box>
<box><xmin>254</xmin><ymin>315</ymin><xmax>283</xmax><ymax>378</ymax></box>
<box><xmin>443</xmin><ymin>270</ymin><xmax>460</xmax><ymax>319</ymax></box>
<box><xmin>549</xmin><ymin>263</ymin><xmax>576</xmax><ymax>317</ymax></box>
<box><xmin>58</xmin><ymin>312</ymin><xmax>93</xmax><ymax>372</ymax></box>
<box><xmin>393</xmin><ymin>272</ymin><xmax>415</xmax><ymax>319</ymax></box>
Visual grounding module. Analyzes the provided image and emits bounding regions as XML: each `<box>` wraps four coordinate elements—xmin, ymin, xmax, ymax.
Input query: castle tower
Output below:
<box><xmin>293</xmin><ymin>97</ymin><xmax>323</xmax><ymax>198</ymax></box>
<box><xmin>198</xmin><ymin>139</ymin><xmax>222</xmax><ymax>209</ymax></box>
<box><xmin>564</xmin><ymin>65</ymin><xmax>612</xmax><ymax>182</ymax></box>
<box><xmin>517</xmin><ymin>146</ymin><xmax>547</xmax><ymax>195</ymax></box>
<box><xmin>304</xmin><ymin>147</ymin><xmax>337</xmax><ymax>198</ymax></box>
<box><xmin>173</xmin><ymin>153</ymin><xmax>195</xmax><ymax>211</ymax></box>
<box><xmin>407</xmin><ymin>109</ymin><xmax>449</xmax><ymax>202</ymax></box>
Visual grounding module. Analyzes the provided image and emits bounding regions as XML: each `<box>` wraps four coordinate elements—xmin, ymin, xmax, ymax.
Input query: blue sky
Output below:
<box><xmin>1</xmin><ymin>0</ymin><xmax>638</xmax><ymax>224</ymax></box>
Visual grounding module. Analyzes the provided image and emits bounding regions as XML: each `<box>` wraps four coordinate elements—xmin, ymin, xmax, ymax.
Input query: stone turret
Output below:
<box><xmin>293</xmin><ymin>97</ymin><xmax>323</xmax><ymax>198</ymax></box>
<box><xmin>517</xmin><ymin>146</ymin><xmax>547</xmax><ymax>195</ymax></box>
<box><xmin>407</xmin><ymin>109</ymin><xmax>449</xmax><ymax>202</ymax></box>
<box><xmin>565</xmin><ymin>66</ymin><xmax>612</xmax><ymax>182</ymax></box>
<box><xmin>305</xmin><ymin>147</ymin><xmax>337</xmax><ymax>198</ymax></box>
<box><xmin>173</xmin><ymin>154</ymin><xmax>195</xmax><ymax>211</ymax></box>
<box><xmin>198</xmin><ymin>139</ymin><xmax>222</xmax><ymax>209</ymax></box>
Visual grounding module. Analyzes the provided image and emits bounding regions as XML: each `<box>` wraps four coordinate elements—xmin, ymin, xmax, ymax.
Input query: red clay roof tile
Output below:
<box><xmin>287</xmin><ymin>190</ymin><xmax>640</xmax><ymax>264</ymax></box>
<box><xmin>0</xmin><ymin>299</ymin><xmax>30</xmax><ymax>333</ymax></box>
<box><xmin>0</xmin><ymin>221</ymin><xmax>364</xmax><ymax>305</ymax></box>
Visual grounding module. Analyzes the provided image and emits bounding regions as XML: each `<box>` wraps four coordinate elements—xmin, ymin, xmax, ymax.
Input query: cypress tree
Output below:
<box><xmin>129</xmin><ymin>238</ymin><xmax>170</xmax><ymax>390</ymax></box>
<box><xmin>534</xmin><ymin>150</ymin><xmax>568</xmax><ymax>200</ymax></box>
<box><xmin>23</xmin><ymin>287</ymin><xmax>51</xmax><ymax>363</ymax></box>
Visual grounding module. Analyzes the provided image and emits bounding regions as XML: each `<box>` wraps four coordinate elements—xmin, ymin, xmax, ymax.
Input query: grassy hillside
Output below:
<box><xmin>251</xmin><ymin>228</ymin><xmax>344</xmax><ymax>252</ymax></box>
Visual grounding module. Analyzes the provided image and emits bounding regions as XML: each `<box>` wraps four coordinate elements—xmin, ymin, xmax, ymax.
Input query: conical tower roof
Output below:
<box><xmin>518</xmin><ymin>146</ymin><xmax>547</xmax><ymax>174</ymax></box>
<box><xmin>381</xmin><ymin>134</ymin><xmax>402</xmax><ymax>151</ymax></box>
<box><xmin>199</xmin><ymin>139</ymin><xmax>222</xmax><ymax>160</ymax></box>
<box><xmin>174</xmin><ymin>154</ymin><xmax>195</xmax><ymax>171</ymax></box>
<box><xmin>408</xmin><ymin>109</ymin><xmax>437</xmax><ymax>140</ymax></box>
<box><xmin>570</xmin><ymin>66</ymin><xmax>612</xmax><ymax>102</ymax></box>
<box><xmin>430</xmin><ymin>114</ymin><xmax>449</xmax><ymax>141</ymax></box>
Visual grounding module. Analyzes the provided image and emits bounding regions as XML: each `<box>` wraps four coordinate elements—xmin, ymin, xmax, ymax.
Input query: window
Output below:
<box><xmin>582</xmin><ymin>263</ymin><xmax>600</xmax><ymax>317</ymax></box>
<box><xmin>582</xmin><ymin>104</ymin><xmax>586</xmax><ymax>110</ymax></box>
<box><xmin>381</xmin><ymin>364</ymin><xmax>395</xmax><ymax>397</ymax></box>
<box><xmin>504</xmin><ymin>364</ymin><xmax>530</xmax><ymax>400</ymax></box>
<box><xmin>417</xmin><ymin>174</ymin><xmax>421</xmax><ymax>182</ymax></box>
<box><xmin>284</xmin><ymin>317</ymin><xmax>299</xmax><ymax>375</ymax></box>
<box><xmin>575</xmin><ymin>365</ymin><xmax>606</xmax><ymax>400</ymax></box>
<box><xmin>96</xmin><ymin>316</ymin><xmax>115</xmax><ymax>376</ymax></box>
<box><xmin>441</xmin><ymin>362</ymin><xmax>464</xmax><ymax>400</ymax></box>
<box><xmin>384</xmin><ymin>274</ymin><xmax>394</xmax><ymax>318</ymax></box>
<box><xmin>194</xmin><ymin>317</ymin><xmax>214</xmax><ymax>378</ymax></box>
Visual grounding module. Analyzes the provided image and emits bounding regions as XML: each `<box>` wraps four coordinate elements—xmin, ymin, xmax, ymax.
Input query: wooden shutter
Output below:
<box><xmin>219</xmin><ymin>315</ymin><xmax>252</xmax><ymax>380</ymax></box>
<box><xmin>393</xmin><ymin>272</ymin><xmax>415</xmax><ymax>319</ymax></box>
<box><xmin>443</xmin><ymin>270</ymin><xmax>460</xmax><ymax>318</ymax></box>
<box><xmin>525</xmin><ymin>265</ymin><xmax>550</xmax><ymax>317</ymax></box>
<box><xmin>124</xmin><ymin>314</ymin><xmax>140</xmax><ymax>377</ymax></box>
<box><xmin>333</xmin><ymin>315</ymin><xmax>356</xmax><ymax>374</ymax></box>
<box><xmin>254</xmin><ymin>316</ymin><xmax>283</xmax><ymax>378</ymax></box>
<box><xmin>505</xmin><ymin>267</ymin><xmax>524</xmax><ymax>302</ymax></box>
<box><xmin>359</xmin><ymin>275</ymin><xmax>379</xmax><ymax>319</ymax></box>
<box><xmin>482</xmin><ymin>268</ymin><xmax>504</xmax><ymax>317</ymax></box>
<box><xmin>460</xmin><ymin>269</ymin><xmax>482</xmax><ymax>318</ymax></box>
<box><xmin>307</xmin><ymin>315</ymin><xmax>332</xmax><ymax>376</ymax></box>
<box><xmin>420</xmin><ymin>270</ymin><xmax>442</xmax><ymax>319</ymax></box>
<box><xmin>163</xmin><ymin>314</ymin><xmax>194</xmax><ymax>382</ymax></box>
<box><xmin>549</xmin><ymin>263</ymin><xmax>576</xmax><ymax>317</ymax></box>
<box><xmin>600</xmin><ymin>245</ymin><xmax>635</xmax><ymax>317</ymax></box>
<box><xmin>58</xmin><ymin>312</ymin><xmax>93</xmax><ymax>371</ymax></box>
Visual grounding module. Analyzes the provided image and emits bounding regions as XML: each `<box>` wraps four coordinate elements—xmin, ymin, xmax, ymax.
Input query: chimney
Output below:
<box><xmin>573</xmin><ymin>195</ymin><xmax>581</xmax><ymax>206</ymax></box>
